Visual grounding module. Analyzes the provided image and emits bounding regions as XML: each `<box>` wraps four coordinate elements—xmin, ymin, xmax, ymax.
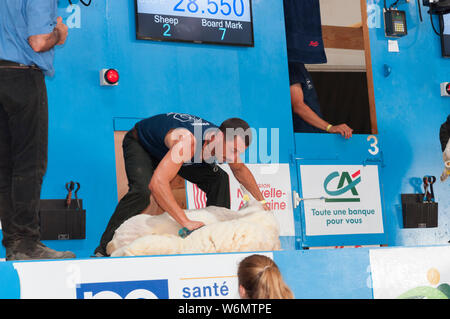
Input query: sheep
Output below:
<box><xmin>106</xmin><ymin>186</ymin><xmax>281</xmax><ymax>257</ymax></box>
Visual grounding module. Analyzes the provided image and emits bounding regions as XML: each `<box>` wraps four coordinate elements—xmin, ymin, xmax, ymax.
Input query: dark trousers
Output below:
<box><xmin>0</xmin><ymin>68</ymin><xmax>48</xmax><ymax>248</ymax></box>
<box><xmin>95</xmin><ymin>130</ymin><xmax>231</xmax><ymax>256</ymax></box>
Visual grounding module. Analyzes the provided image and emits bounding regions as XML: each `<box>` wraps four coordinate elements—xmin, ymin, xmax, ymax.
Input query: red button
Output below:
<box><xmin>105</xmin><ymin>69</ymin><xmax>119</xmax><ymax>84</ymax></box>
<box><xmin>446</xmin><ymin>83</ymin><xmax>450</xmax><ymax>94</ymax></box>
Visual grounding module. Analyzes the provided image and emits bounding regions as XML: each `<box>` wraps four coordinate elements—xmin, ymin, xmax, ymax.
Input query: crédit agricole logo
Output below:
<box><xmin>323</xmin><ymin>170</ymin><xmax>361</xmax><ymax>203</ymax></box>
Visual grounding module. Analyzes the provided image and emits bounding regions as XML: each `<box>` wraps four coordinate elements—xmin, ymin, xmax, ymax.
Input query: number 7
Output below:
<box><xmin>219</xmin><ymin>27</ymin><xmax>226</xmax><ymax>40</ymax></box>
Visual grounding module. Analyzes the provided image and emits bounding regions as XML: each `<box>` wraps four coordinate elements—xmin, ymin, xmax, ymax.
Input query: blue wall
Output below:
<box><xmin>367</xmin><ymin>0</ymin><xmax>450</xmax><ymax>246</ymax></box>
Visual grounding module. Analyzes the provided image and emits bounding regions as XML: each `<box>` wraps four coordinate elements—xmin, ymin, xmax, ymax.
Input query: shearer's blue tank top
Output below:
<box><xmin>136</xmin><ymin>113</ymin><xmax>218</xmax><ymax>165</ymax></box>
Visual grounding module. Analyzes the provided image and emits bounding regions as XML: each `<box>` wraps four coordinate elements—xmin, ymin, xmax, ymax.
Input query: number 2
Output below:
<box><xmin>163</xmin><ymin>24</ymin><xmax>171</xmax><ymax>37</ymax></box>
<box><xmin>174</xmin><ymin>0</ymin><xmax>185</xmax><ymax>12</ymax></box>
<box><xmin>367</xmin><ymin>135</ymin><xmax>379</xmax><ymax>155</ymax></box>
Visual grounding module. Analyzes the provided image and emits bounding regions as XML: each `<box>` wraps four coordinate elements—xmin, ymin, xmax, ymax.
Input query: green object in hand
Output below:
<box><xmin>178</xmin><ymin>227</ymin><xmax>192</xmax><ymax>238</ymax></box>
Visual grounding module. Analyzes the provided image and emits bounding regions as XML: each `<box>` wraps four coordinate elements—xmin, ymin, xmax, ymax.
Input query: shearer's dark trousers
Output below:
<box><xmin>94</xmin><ymin>130</ymin><xmax>231</xmax><ymax>256</ymax></box>
<box><xmin>0</xmin><ymin>66</ymin><xmax>48</xmax><ymax>249</ymax></box>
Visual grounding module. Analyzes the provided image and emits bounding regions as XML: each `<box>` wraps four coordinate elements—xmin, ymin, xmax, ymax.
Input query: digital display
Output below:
<box><xmin>135</xmin><ymin>0</ymin><xmax>254</xmax><ymax>46</ymax></box>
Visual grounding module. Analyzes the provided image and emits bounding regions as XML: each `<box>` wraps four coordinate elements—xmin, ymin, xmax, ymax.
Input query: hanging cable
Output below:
<box><xmin>418</xmin><ymin>0</ymin><xmax>423</xmax><ymax>22</ymax></box>
<box><xmin>430</xmin><ymin>12</ymin><xmax>443</xmax><ymax>35</ymax></box>
<box><xmin>390</xmin><ymin>0</ymin><xmax>400</xmax><ymax>9</ymax></box>
<box><xmin>68</xmin><ymin>0</ymin><xmax>92</xmax><ymax>6</ymax></box>
<box><xmin>422</xmin><ymin>0</ymin><xmax>450</xmax><ymax>36</ymax></box>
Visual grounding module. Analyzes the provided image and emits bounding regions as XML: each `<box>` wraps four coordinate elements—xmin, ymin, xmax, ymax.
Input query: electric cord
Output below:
<box><xmin>423</xmin><ymin>1</ymin><xmax>450</xmax><ymax>36</ymax></box>
<box><xmin>430</xmin><ymin>11</ymin><xmax>443</xmax><ymax>35</ymax></box>
<box><xmin>385</xmin><ymin>0</ymin><xmax>406</xmax><ymax>10</ymax></box>
<box><xmin>390</xmin><ymin>0</ymin><xmax>401</xmax><ymax>9</ymax></box>
<box><xmin>418</xmin><ymin>0</ymin><xmax>423</xmax><ymax>21</ymax></box>
<box><xmin>68</xmin><ymin>0</ymin><xmax>92</xmax><ymax>6</ymax></box>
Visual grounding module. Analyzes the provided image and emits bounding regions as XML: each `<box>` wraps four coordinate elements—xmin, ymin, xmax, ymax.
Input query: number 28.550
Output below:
<box><xmin>173</xmin><ymin>0</ymin><xmax>245</xmax><ymax>17</ymax></box>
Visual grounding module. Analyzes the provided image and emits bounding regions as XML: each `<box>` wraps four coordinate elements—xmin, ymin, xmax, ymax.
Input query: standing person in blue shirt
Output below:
<box><xmin>0</xmin><ymin>1</ymin><xmax>75</xmax><ymax>260</ymax></box>
<box><xmin>283</xmin><ymin>0</ymin><xmax>353</xmax><ymax>139</ymax></box>
<box><xmin>94</xmin><ymin>113</ymin><xmax>270</xmax><ymax>257</ymax></box>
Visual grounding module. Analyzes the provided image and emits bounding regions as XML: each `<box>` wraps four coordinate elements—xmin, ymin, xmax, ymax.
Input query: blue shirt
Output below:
<box><xmin>136</xmin><ymin>113</ymin><xmax>218</xmax><ymax>166</ymax></box>
<box><xmin>289</xmin><ymin>62</ymin><xmax>323</xmax><ymax>133</ymax></box>
<box><xmin>0</xmin><ymin>0</ymin><xmax>57</xmax><ymax>76</ymax></box>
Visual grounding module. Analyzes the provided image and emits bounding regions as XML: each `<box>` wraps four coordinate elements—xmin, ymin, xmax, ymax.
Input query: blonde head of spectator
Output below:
<box><xmin>238</xmin><ymin>254</ymin><xmax>294</xmax><ymax>299</ymax></box>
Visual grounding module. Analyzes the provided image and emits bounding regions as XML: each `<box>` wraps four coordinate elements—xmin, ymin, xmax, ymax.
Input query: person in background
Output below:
<box><xmin>0</xmin><ymin>1</ymin><xmax>75</xmax><ymax>260</ymax></box>
<box><xmin>439</xmin><ymin>115</ymin><xmax>450</xmax><ymax>182</ymax></box>
<box><xmin>237</xmin><ymin>254</ymin><xmax>294</xmax><ymax>299</ymax></box>
<box><xmin>283</xmin><ymin>0</ymin><xmax>353</xmax><ymax>139</ymax></box>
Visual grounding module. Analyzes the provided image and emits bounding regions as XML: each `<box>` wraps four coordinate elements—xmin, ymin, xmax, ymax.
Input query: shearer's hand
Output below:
<box><xmin>261</xmin><ymin>200</ymin><xmax>271</xmax><ymax>211</ymax></box>
<box><xmin>184</xmin><ymin>220</ymin><xmax>205</xmax><ymax>231</ymax></box>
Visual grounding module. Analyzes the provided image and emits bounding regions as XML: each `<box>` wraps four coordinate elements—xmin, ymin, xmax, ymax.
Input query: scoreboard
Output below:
<box><xmin>135</xmin><ymin>0</ymin><xmax>254</xmax><ymax>46</ymax></box>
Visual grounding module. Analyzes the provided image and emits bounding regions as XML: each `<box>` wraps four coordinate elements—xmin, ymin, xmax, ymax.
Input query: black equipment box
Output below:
<box><xmin>384</xmin><ymin>9</ymin><xmax>408</xmax><ymax>37</ymax></box>
<box><xmin>401</xmin><ymin>194</ymin><xmax>438</xmax><ymax>228</ymax></box>
<box><xmin>39</xmin><ymin>199</ymin><xmax>86</xmax><ymax>240</ymax></box>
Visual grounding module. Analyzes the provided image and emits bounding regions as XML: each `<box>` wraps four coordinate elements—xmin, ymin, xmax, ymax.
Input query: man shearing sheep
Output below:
<box><xmin>94</xmin><ymin>113</ymin><xmax>270</xmax><ymax>256</ymax></box>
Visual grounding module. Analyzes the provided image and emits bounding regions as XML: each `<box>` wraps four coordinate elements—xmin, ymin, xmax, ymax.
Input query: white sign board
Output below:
<box><xmin>299</xmin><ymin>165</ymin><xmax>384</xmax><ymax>236</ymax></box>
<box><xmin>186</xmin><ymin>164</ymin><xmax>295</xmax><ymax>236</ymax></box>
<box><xmin>13</xmin><ymin>252</ymin><xmax>273</xmax><ymax>299</ymax></box>
<box><xmin>370</xmin><ymin>246</ymin><xmax>450</xmax><ymax>299</ymax></box>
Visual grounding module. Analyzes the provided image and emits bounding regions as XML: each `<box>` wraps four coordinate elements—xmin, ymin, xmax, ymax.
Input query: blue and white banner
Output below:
<box><xmin>12</xmin><ymin>252</ymin><xmax>272</xmax><ymax>299</ymax></box>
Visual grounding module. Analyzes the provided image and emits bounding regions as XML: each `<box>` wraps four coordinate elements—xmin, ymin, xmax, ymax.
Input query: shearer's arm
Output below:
<box><xmin>149</xmin><ymin>129</ymin><xmax>205</xmax><ymax>231</ymax></box>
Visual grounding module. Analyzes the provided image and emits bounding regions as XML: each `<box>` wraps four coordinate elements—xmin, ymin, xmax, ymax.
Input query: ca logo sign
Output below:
<box><xmin>323</xmin><ymin>170</ymin><xmax>361</xmax><ymax>202</ymax></box>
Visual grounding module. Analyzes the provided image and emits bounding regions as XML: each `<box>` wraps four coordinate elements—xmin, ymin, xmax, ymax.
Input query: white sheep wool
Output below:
<box><xmin>107</xmin><ymin>196</ymin><xmax>281</xmax><ymax>257</ymax></box>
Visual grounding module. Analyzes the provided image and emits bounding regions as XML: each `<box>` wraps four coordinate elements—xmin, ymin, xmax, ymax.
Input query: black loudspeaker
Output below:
<box><xmin>39</xmin><ymin>199</ymin><xmax>86</xmax><ymax>240</ymax></box>
<box><xmin>401</xmin><ymin>194</ymin><xmax>438</xmax><ymax>228</ymax></box>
